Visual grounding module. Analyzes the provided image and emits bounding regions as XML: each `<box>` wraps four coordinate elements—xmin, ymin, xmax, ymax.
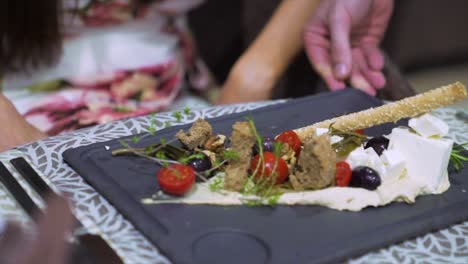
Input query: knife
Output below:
<box><xmin>9</xmin><ymin>158</ymin><xmax>122</xmax><ymax>263</ymax></box>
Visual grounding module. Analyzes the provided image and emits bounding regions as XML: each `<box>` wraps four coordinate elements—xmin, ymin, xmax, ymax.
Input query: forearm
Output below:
<box><xmin>0</xmin><ymin>92</ymin><xmax>45</xmax><ymax>151</ymax></box>
<box><xmin>219</xmin><ymin>0</ymin><xmax>321</xmax><ymax>104</ymax></box>
<box><xmin>241</xmin><ymin>0</ymin><xmax>321</xmax><ymax>80</ymax></box>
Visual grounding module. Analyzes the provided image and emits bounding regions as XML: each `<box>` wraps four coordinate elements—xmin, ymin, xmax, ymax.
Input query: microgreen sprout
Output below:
<box><xmin>273</xmin><ymin>141</ymin><xmax>283</xmax><ymax>157</ymax></box>
<box><xmin>173</xmin><ymin>111</ymin><xmax>183</xmax><ymax>122</ymax></box>
<box><xmin>178</xmin><ymin>153</ymin><xmax>205</xmax><ymax>164</ymax></box>
<box><xmin>209</xmin><ymin>177</ymin><xmax>224</xmax><ymax>192</ymax></box>
<box><xmin>239</xmin><ymin>116</ymin><xmax>283</xmax><ymax>206</ymax></box>
<box><xmin>131</xmin><ymin>135</ymin><xmax>140</xmax><ymax>144</ymax></box>
<box><xmin>156</xmin><ymin>151</ymin><xmax>169</xmax><ymax>167</ymax></box>
<box><xmin>184</xmin><ymin>107</ymin><xmax>192</xmax><ymax>115</ymax></box>
<box><xmin>148</xmin><ymin>113</ymin><xmax>157</xmax><ymax>136</ymax></box>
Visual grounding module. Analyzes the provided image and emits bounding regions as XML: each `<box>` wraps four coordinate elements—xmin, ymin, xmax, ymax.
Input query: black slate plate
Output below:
<box><xmin>63</xmin><ymin>89</ymin><xmax>468</xmax><ymax>264</ymax></box>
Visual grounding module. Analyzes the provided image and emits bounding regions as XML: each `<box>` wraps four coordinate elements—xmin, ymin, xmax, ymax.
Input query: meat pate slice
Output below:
<box><xmin>290</xmin><ymin>134</ymin><xmax>336</xmax><ymax>190</ymax></box>
<box><xmin>224</xmin><ymin>121</ymin><xmax>256</xmax><ymax>191</ymax></box>
<box><xmin>176</xmin><ymin>119</ymin><xmax>212</xmax><ymax>150</ymax></box>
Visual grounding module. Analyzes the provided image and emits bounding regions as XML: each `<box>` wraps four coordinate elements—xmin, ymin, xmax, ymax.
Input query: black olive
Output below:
<box><xmin>364</xmin><ymin>136</ymin><xmax>389</xmax><ymax>156</ymax></box>
<box><xmin>186</xmin><ymin>153</ymin><xmax>212</xmax><ymax>173</ymax></box>
<box><xmin>350</xmin><ymin>166</ymin><xmax>381</xmax><ymax>190</ymax></box>
<box><xmin>253</xmin><ymin>137</ymin><xmax>275</xmax><ymax>155</ymax></box>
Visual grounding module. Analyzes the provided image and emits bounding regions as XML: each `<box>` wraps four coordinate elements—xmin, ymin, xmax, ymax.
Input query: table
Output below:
<box><xmin>0</xmin><ymin>99</ymin><xmax>467</xmax><ymax>263</ymax></box>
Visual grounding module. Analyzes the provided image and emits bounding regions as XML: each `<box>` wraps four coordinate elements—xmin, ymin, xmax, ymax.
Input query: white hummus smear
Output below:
<box><xmin>143</xmin><ymin>114</ymin><xmax>454</xmax><ymax>211</ymax></box>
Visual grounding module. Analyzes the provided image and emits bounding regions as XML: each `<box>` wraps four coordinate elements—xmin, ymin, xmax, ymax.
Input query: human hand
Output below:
<box><xmin>0</xmin><ymin>95</ymin><xmax>46</xmax><ymax>151</ymax></box>
<box><xmin>0</xmin><ymin>195</ymin><xmax>74</xmax><ymax>264</ymax></box>
<box><xmin>304</xmin><ymin>0</ymin><xmax>394</xmax><ymax>96</ymax></box>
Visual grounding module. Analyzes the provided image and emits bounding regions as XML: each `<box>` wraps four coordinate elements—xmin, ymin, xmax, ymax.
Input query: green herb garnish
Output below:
<box><xmin>222</xmin><ymin>150</ymin><xmax>240</xmax><ymax>161</ymax></box>
<box><xmin>273</xmin><ymin>141</ymin><xmax>283</xmax><ymax>157</ymax></box>
<box><xmin>329</xmin><ymin>124</ymin><xmax>367</xmax><ymax>157</ymax></box>
<box><xmin>209</xmin><ymin>177</ymin><xmax>224</xmax><ymax>192</ymax></box>
<box><xmin>156</xmin><ymin>151</ymin><xmax>169</xmax><ymax>167</ymax></box>
<box><xmin>450</xmin><ymin>143</ymin><xmax>468</xmax><ymax>171</ymax></box>
<box><xmin>178</xmin><ymin>153</ymin><xmax>205</xmax><ymax>164</ymax></box>
<box><xmin>238</xmin><ymin>116</ymin><xmax>283</xmax><ymax>206</ymax></box>
<box><xmin>148</xmin><ymin>113</ymin><xmax>157</xmax><ymax>136</ymax></box>
<box><xmin>145</xmin><ymin>145</ymin><xmax>156</xmax><ymax>156</ymax></box>
<box><xmin>131</xmin><ymin>135</ymin><xmax>140</xmax><ymax>144</ymax></box>
<box><xmin>173</xmin><ymin>111</ymin><xmax>183</xmax><ymax>122</ymax></box>
<box><xmin>184</xmin><ymin>107</ymin><xmax>192</xmax><ymax>115</ymax></box>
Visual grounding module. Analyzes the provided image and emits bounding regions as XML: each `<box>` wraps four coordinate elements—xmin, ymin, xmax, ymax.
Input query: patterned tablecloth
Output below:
<box><xmin>0</xmin><ymin>99</ymin><xmax>466</xmax><ymax>264</ymax></box>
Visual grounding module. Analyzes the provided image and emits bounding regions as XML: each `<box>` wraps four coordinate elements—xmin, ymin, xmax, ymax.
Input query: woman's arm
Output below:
<box><xmin>0</xmin><ymin>94</ymin><xmax>45</xmax><ymax>151</ymax></box>
<box><xmin>218</xmin><ymin>0</ymin><xmax>320</xmax><ymax>104</ymax></box>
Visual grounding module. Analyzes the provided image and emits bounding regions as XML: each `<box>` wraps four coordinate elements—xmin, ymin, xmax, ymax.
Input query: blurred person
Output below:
<box><xmin>0</xmin><ymin>0</ymin><xmax>210</xmax><ymax>151</ymax></box>
<box><xmin>0</xmin><ymin>0</ymin><xmax>397</xmax><ymax>151</ymax></box>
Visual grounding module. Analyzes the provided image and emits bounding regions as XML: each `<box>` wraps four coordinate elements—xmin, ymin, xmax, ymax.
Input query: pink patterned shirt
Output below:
<box><xmin>3</xmin><ymin>0</ymin><xmax>208</xmax><ymax>135</ymax></box>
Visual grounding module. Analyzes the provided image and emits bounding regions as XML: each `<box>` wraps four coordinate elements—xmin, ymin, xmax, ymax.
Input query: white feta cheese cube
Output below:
<box><xmin>364</xmin><ymin>147</ymin><xmax>386</xmax><ymax>178</ymax></box>
<box><xmin>345</xmin><ymin>146</ymin><xmax>367</xmax><ymax>169</ymax></box>
<box><xmin>380</xmin><ymin>149</ymin><xmax>406</xmax><ymax>182</ymax></box>
<box><xmin>408</xmin><ymin>113</ymin><xmax>449</xmax><ymax>138</ymax></box>
<box><xmin>389</xmin><ymin>127</ymin><xmax>453</xmax><ymax>192</ymax></box>
<box><xmin>345</xmin><ymin>146</ymin><xmax>386</xmax><ymax>178</ymax></box>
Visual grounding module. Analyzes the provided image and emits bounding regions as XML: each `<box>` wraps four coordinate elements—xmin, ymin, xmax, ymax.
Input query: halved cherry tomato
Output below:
<box><xmin>275</xmin><ymin>130</ymin><xmax>302</xmax><ymax>156</ymax></box>
<box><xmin>335</xmin><ymin>161</ymin><xmax>352</xmax><ymax>187</ymax></box>
<box><xmin>355</xmin><ymin>129</ymin><xmax>365</xmax><ymax>135</ymax></box>
<box><xmin>250</xmin><ymin>152</ymin><xmax>289</xmax><ymax>185</ymax></box>
<box><xmin>157</xmin><ymin>164</ymin><xmax>195</xmax><ymax>196</ymax></box>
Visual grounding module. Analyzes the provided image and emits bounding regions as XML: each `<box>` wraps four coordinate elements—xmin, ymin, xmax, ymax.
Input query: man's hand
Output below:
<box><xmin>304</xmin><ymin>0</ymin><xmax>394</xmax><ymax>96</ymax></box>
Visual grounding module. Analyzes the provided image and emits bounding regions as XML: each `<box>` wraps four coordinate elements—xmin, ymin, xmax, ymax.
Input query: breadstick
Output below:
<box><xmin>294</xmin><ymin>82</ymin><xmax>467</xmax><ymax>140</ymax></box>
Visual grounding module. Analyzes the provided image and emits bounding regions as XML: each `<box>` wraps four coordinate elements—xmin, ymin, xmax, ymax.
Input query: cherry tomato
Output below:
<box><xmin>275</xmin><ymin>130</ymin><xmax>302</xmax><ymax>156</ymax></box>
<box><xmin>335</xmin><ymin>161</ymin><xmax>352</xmax><ymax>187</ymax></box>
<box><xmin>355</xmin><ymin>129</ymin><xmax>365</xmax><ymax>135</ymax></box>
<box><xmin>250</xmin><ymin>152</ymin><xmax>289</xmax><ymax>185</ymax></box>
<box><xmin>157</xmin><ymin>164</ymin><xmax>195</xmax><ymax>196</ymax></box>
